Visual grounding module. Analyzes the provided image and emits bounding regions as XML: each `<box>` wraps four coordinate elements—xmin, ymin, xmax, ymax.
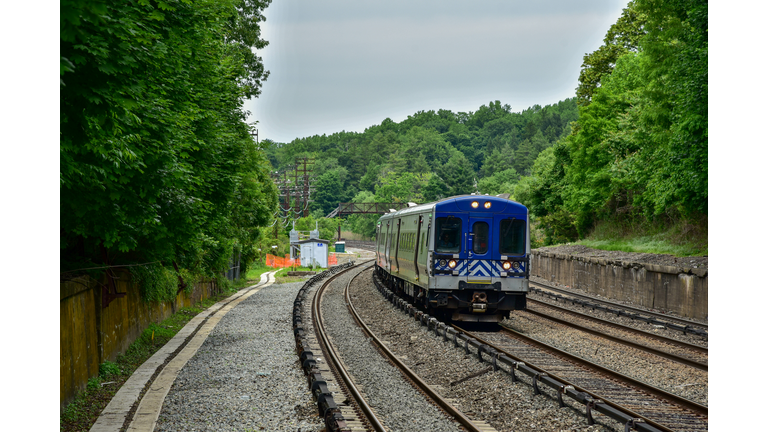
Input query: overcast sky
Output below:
<box><xmin>244</xmin><ymin>0</ymin><xmax>630</xmax><ymax>143</ymax></box>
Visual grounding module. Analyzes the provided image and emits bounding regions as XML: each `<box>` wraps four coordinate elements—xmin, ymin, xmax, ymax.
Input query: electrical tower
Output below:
<box><xmin>270</xmin><ymin>157</ymin><xmax>316</xmax><ymax>223</ymax></box>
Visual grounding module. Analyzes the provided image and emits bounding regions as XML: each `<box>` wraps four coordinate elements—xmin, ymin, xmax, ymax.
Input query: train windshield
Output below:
<box><xmin>499</xmin><ymin>219</ymin><xmax>526</xmax><ymax>255</ymax></box>
<box><xmin>435</xmin><ymin>217</ymin><xmax>462</xmax><ymax>253</ymax></box>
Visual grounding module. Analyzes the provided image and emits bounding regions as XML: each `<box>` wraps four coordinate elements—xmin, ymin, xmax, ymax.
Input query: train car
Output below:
<box><xmin>374</xmin><ymin>194</ymin><xmax>529</xmax><ymax>322</ymax></box>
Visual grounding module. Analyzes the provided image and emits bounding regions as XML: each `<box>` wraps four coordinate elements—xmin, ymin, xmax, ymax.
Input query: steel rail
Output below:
<box><xmin>371</xmin><ymin>273</ymin><xmax>675</xmax><ymax>432</ymax></box>
<box><xmin>453</xmin><ymin>325</ymin><xmax>680</xmax><ymax>432</ymax></box>
<box><xmin>530</xmin><ymin>281</ymin><xmax>708</xmax><ymax>331</ymax></box>
<box><xmin>521</xmin><ymin>305</ymin><xmax>708</xmax><ymax>371</ymax></box>
<box><xmin>312</xmin><ymin>261</ymin><xmax>387</xmax><ymax>432</ymax></box>
<box><xmin>527</xmin><ymin>298</ymin><xmax>708</xmax><ymax>354</ymax></box>
<box><xmin>489</xmin><ymin>326</ymin><xmax>709</xmax><ymax>416</ymax></box>
<box><xmin>346</xmin><ymin>266</ymin><xmax>484</xmax><ymax>432</ymax></box>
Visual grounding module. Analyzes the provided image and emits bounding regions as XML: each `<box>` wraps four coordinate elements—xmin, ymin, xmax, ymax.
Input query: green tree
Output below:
<box><xmin>311</xmin><ymin>169</ymin><xmax>349</xmax><ymax>216</ymax></box>
<box><xmin>633</xmin><ymin>0</ymin><xmax>708</xmax><ymax>216</ymax></box>
<box><xmin>422</xmin><ymin>173</ymin><xmax>448</xmax><ymax>202</ymax></box>
<box><xmin>477</xmin><ymin>168</ymin><xmax>520</xmax><ymax>196</ymax></box>
<box><xmin>60</xmin><ymin>0</ymin><xmax>276</xmax><ymax>277</ymax></box>
<box><xmin>576</xmin><ymin>1</ymin><xmax>647</xmax><ymax>106</ymax></box>
<box><xmin>438</xmin><ymin>153</ymin><xmax>476</xmax><ymax>196</ymax></box>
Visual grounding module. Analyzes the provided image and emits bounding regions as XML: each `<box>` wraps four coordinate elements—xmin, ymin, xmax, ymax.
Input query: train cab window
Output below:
<box><xmin>500</xmin><ymin>219</ymin><xmax>526</xmax><ymax>255</ymax></box>
<box><xmin>435</xmin><ymin>217</ymin><xmax>461</xmax><ymax>253</ymax></box>
<box><xmin>472</xmin><ymin>222</ymin><xmax>489</xmax><ymax>254</ymax></box>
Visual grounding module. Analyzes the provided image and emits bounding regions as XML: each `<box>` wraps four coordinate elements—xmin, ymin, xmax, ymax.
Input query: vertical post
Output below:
<box><xmin>235</xmin><ymin>251</ymin><xmax>241</xmax><ymax>281</ymax></box>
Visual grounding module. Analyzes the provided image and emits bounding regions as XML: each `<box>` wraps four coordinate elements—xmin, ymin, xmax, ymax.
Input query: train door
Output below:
<box><xmin>393</xmin><ymin>219</ymin><xmax>402</xmax><ymax>274</ymax></box>
<box><xmin>413</xmin><ymin>215</ymin><xmax>423</xmax><ymax>281</ymax></box>
<box><xmin>467</xmin><ymin>216</ymin><xmax>493</xmax><ymax>283</ymax></box>
<box><xmin>384</xmin><ymin>221</ymin><xmax>392</xmax><ymax>271</ymax></box>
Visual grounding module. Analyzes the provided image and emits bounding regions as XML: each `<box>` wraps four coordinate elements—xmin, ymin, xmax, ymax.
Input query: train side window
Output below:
<box><xmin>435</xmin><ymin>217</ymin><xmax>461</xmax><ymax>253</ymax></box>
<box><xmin>472</xmin><ymin>222</ymin><xmax>489</xmax><ymax>254</ymax></box>
<box><xmin>500</xmin><ymin>219</ymin><xmax>526</xmax><ymax>255</ymax></box>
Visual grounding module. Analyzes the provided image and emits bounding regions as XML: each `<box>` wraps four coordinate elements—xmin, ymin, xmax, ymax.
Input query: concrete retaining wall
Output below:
<box><xmin>530</xmin><ymin>250</ymin><xmax>707</xmax><ymax>320</ymax></box>
<box><xmin>60</xmin><ymin>270</ymin><xmax>217</xmax><ymax>411</ymax></box>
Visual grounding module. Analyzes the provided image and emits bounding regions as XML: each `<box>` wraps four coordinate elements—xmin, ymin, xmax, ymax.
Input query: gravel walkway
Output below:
<box><xmin>155</xmin><ymin>280</ymin><xmax>324</xmax><ymax>432</ymax></box>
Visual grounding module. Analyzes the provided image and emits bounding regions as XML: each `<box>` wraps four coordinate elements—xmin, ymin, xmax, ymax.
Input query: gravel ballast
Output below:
<box><xmin>351</xmin><ymin>269</ymin><xmax>617</xmax><ymax>431</ymax></box>
<box><xmin>318</xmin><ymin>263</ymin><xmax>464</xmax><ymax>432</ymax></box>
<box><xmin>155</xmin><ymin>280</ymin><xmax>324</xmax><ymax>432</ymax></box>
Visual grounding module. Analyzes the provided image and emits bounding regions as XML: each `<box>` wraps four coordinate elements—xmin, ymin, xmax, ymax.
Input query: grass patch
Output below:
<box><xmin>274</xmin><ymin>266</ymin><xmax>317</xmax><ymax>284</ymax></box>
<box><xmin>572</xmin><ymin>216</ymin><xmax>707</xmax><ymax>257</ymax></box>
<box><xmin>242</xmin><ymin>265</ymin><xmax>321</xmax><ymax>284</ymax></box>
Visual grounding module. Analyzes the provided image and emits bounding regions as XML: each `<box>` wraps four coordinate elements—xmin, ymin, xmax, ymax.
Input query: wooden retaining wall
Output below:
<box><xmin>530</xmin><ymin>250</ymin><xmax>708</xmax><ymax>320</ymax></box>
<box><xmin>60</xmin><ymin>270</ymin><xmax>217</xmax><ymax>411</ymax></box>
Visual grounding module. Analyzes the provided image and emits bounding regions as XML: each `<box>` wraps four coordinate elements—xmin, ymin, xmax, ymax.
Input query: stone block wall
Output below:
<box><xmin>530</xmin><ymin>250</ymin><xmax>707</xmax><ymax>320</ymax></box>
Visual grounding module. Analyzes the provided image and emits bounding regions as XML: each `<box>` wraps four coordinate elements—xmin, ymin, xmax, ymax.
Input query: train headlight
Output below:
<box><xmin>439</xmin><ymin>259</ymin><xmax>447</xmax><ymax>267</ymax></box>
<box><xmin>471</xmin><ymin>201</ymin><xmax>479</xmax><ymax>208</ymax></box>
<box><xmin>484</xmin><ymin>201</ymin><xmax>491</xmax><ymax>209</ymax></box>
<box><xmin>502</xmin><ymin>261</ymin><xmax>512</xmax><ymax>270</ymax></box>
<box><xmin>448</xmin><ymin>260</ymin><xmax>457</xmax><ymax>269</ymax></box>
<box><xmin>512</xmin><ymin>261</ymin><xmax>521</xmax><ymax>270</ymax></box>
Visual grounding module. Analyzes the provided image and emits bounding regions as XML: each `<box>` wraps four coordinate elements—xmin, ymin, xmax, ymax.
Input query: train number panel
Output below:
<box><xmin>375</xmin><ymin>195</ymin><xmax>530</xmax><ymax>323</ymax></box>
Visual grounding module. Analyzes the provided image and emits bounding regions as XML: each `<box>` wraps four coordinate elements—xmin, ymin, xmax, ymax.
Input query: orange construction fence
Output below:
<box><xmin>265</xmin><ymin>253</ymin><xmax>337</xmax><ymax>268</ymax></box>
<box><xmin>265</xmin><ymin>253</ymin><xmax>299</xmax><ymax>268</ymax></box>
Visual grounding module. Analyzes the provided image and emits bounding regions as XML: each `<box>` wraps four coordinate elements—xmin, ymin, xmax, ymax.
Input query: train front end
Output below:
<box><xmin>429</xmin><ymin>196</ymin><xmax>529</xmax><ymax>322</ymax></box>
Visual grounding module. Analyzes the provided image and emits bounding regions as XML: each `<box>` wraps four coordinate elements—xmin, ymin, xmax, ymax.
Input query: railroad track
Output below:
<box><xmin>294</xmin><ymin>261</ymin><xmax>492</xmax><ymax>431</ymax></box>
<box><xmin>372</xmin><ymin>273</ymin><xmax>708</xmax><ymax>432</ymax></box>
<box><xmin>521</xmin><ymin>299</ymin><xmax>708</xmax><ymax>371</ymax></box>
<box><xmin>343</xmin><ymin>264</ymin><xmax>496</xmax><ymax>432</ymax></box>
<box><xmin>311</xmin><ymin>261</ymin><xmax>385</xmax><ymax>431</ymax></box>
<box><xmin>343</xmin><ymin>240</ymin><xmax>376</xmax><ymax>251</ymax></box>
<box><xmin>475</xmin><ymin>326</ymin><xmax>708</xmax><ymax>431</ymax></box>
<box><xmin>529</xmin><ymin>280</ymin><xmax>708</xmax><ymax>337</ymax></box>
<box><xmin>294</xmin><ymin>262</ymin><xmax>372</xmax><ymax>431</ymax></box>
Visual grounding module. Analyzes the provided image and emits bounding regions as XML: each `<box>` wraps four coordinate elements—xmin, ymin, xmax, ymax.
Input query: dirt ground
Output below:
<box><xmin>535</xmin><ymin>244</ymin><xmax>708</xmax><ymax>271</ymax></box>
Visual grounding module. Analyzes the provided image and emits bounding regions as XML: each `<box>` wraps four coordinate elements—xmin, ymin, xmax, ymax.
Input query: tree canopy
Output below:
<box><xmin>515</xmin><ymin>0</ymin><xmax>707</xmax><ymax>242</ymax></box>
<box><xmin>61</xmin><ymin>0</ymin><xmax>278</xmax><ymax>284</ymax></box>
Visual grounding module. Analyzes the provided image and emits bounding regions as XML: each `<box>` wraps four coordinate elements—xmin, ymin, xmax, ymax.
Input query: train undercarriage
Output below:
<box><xmin>375</xmin><ymin>266</ymin><xmax>526</xmax><ymax>323</ymax></box>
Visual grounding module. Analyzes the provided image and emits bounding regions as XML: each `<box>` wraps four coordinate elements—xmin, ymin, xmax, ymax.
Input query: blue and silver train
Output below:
<box><xmin>374</xmin><ymin>195</ymin><xmax>530</xmax><ymax>322</ymax></box>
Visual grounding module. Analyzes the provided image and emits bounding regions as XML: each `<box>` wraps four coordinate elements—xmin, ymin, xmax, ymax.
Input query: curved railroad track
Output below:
<box><xmin>343</xmin><ymin>264</ymin><xmax>494</xmax><ymax>432</ymax></box>
<box><xmin>474</xmin><ymin>325</ymin><xmax>708</xmax><ymax>431</ymax></box>
<box><xmin>312</xmin><ymin>261</ymin><xmax>386</xmax><ymax>431</ymax></box>
<box><xmin>295</xmin><ymin>261</ymin><xmax>490</xmax><ymax>431</ymax></box>
<box><xmin>519</xmin><ymin>299</ymin><xmax>708</xmax><ymax>371</ymax></box>
<box><xmin>372</xmin><ymin>272</ymin><xmax>708</xmax><ymax>432</ymax></box>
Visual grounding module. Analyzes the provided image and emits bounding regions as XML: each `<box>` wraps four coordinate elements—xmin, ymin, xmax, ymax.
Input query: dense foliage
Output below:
<box><xmin>515</xmin><ymin>0</ymin><xmax>708</xmax><ymax>243</ymax></box>
<box><xmin>266</xmin><ymin>99</ymin><xmax>578</xmax><ymax>239</ymax></box>
<box><xmin>60</xmin><ymin>0</ymin><xmax>278</xmax><ymax>291</ymax></box>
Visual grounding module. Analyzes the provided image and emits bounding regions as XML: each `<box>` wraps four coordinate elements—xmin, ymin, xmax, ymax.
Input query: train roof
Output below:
<box><xmin>377</xmin><ymin>195</ymin><xmax>527</xmax><ymax>222</ymax></box>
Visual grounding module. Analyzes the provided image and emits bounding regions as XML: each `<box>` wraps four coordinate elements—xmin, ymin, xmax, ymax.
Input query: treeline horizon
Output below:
<box><xmin>264</xmin><ymin>98</ymin><xmax>577</xmax><ymax>240</ymax></box>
